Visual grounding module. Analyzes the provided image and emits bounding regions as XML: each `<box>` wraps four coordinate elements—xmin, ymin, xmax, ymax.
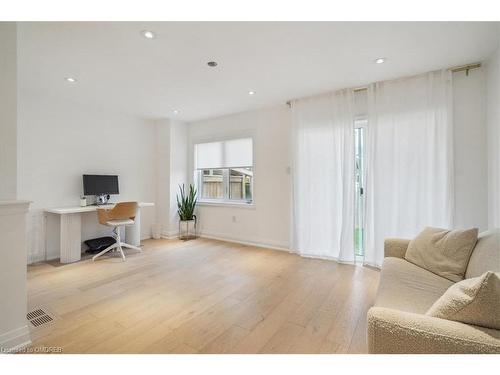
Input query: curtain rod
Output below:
<box><xmin>286</xmin><ymin>62</ymin><xmax>481</xmax><ymax>107</ymax></box>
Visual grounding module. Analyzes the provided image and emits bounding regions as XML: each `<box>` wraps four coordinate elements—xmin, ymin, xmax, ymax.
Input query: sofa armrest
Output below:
<box><xmin>367</xmin><ymin>307</ymin><xmax>500</xmax><ymax>354</ymax></box>
<box><xmin>384</xmin><ymin>238</ymin><xmax>410</xmax><ymax>258</ymax></box>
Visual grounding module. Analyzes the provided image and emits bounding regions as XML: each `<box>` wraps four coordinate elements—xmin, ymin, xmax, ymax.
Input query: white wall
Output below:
<box><xmin>155</xmin><ymin>119</ymin><xmax>171</xmax><ymax>236</ymax></box>
<box><xmin>187</xmin><ymin>75</ymin><xmax>489</xmax><ymax>250</ymax></box>
<box><xmin>486</xmin><ymin>32</ymin><xmax>500</xmax><ymax>229</ymax></box>
<box><xmin>0</xmin><ymin>22</ymin><xmax>18</xmax><ymax>200</ymax></box>
<box><xmin>155</xmin><ymin>119</ymin><xmax>188</xmax><ymax>237</ymax></box>
<box><xmin>453</xmin><ymin>68</ymin><xmax>489</xmax><ymax>231</ymax></box>
<box><xmin>18</xmin><ymin>91</ymin><xmax>157</xmax><ymax>263</ymax></box>
<box><xmin>168</xmin><ymin>121</ymin><xmax>188</xmax><ymax>234</ymax></box>
<box><xmin>188</xmin><ymin>106</ymin><xmax>291</xmax><ymax>249</ymax></box>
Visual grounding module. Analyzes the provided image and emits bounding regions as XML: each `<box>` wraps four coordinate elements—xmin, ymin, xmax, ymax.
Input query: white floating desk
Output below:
<box><xmin>45</xmin><ymin>202</ymin><xmax>154</xmax><ymax>263</ymax></box>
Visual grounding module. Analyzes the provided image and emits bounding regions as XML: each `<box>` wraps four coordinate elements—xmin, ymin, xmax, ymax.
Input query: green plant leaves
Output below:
<box><xmin>177</xmin><ymin>183</ymin><xmax>197</xmax><ymax>221</ymax></box>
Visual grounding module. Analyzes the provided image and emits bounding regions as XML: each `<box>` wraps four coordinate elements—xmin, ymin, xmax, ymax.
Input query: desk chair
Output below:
<box><xmin>92</xmin><ymin>202</ymin><xmax>141</xmax><ymax>261</ymax></box>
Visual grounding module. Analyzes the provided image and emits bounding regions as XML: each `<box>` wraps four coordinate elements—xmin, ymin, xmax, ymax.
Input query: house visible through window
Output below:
<box><xmin>194</xmin><ymin>138</ymin><xmax>253</xmax><ymax>204</ymax></box>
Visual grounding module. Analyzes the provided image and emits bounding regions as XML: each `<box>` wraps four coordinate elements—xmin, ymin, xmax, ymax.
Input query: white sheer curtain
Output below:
<box><xmin>363</xmin><ymin>70</ymin><xmax>454</xmax><ymax>267</ymax></box>
<box><xmin>291</xmin><ymin>89</ymin><xmax>356</xmax><ymax>262</ymax></box>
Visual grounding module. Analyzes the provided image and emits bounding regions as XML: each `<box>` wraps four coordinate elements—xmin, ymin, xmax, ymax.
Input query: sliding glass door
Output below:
<box><xmin>354</xmin><ymin>121</ymin><xmax>366</xmax><ymax>257</ymax></box>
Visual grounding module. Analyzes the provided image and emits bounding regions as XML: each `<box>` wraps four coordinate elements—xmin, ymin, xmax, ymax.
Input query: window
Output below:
<box><xmin>200</xmin><ymin>169</ymin><xmax>224</xmax><ymax>199</ymax></box>
<box><xmin>194</xmin><ymin>138</ymin><xmax>253</xmax><ymax>204</ymax></box>
<box><xmin>230</xmin><ymin>168</ymin><xmax>253</xmax><ymax>201</ymax></box>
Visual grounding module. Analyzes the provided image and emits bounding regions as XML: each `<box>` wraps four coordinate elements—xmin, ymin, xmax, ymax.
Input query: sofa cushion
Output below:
<box><xmin>375</xmin><ymin>257</ymin><xmax>454</xmax><ymax>314</ymax></box>
<box><xmin>405</xmin><ymin>227</ymin><xmax>478</xmax><ymax>282</ymax></box>
<box><xmin>426</xmin><ymin>272</ymin><xmax>500</xmax><ymax>330</ymax></box>
<box><xmin>466</xmin><ymin>229</ymin><xmax>500</xmax><ymax>279</ymax></box>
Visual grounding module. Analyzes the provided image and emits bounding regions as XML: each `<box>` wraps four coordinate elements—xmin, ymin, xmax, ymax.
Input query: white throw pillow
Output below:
<box><xmin>426</xmin><ymin>272</ymin><xmax>500</xmax><ymax>330</ymax></box>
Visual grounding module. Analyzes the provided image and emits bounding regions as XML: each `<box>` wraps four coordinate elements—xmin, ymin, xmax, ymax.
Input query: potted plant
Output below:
<box><xmin>177</xmin><ymin>184</ymin><xmax>197</xmax><ymax>240</ymax></box>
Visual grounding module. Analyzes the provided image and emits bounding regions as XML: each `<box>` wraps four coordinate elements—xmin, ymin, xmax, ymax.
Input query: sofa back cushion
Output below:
<box><xmin>405</xmin><ymin>227</ymin><xmax>478</xmax><ymax>282</ymax></box>
<box><xmin>466</xmin><ymin>229</ymin><xmax>500</xmax><ymax>279</ymax></box>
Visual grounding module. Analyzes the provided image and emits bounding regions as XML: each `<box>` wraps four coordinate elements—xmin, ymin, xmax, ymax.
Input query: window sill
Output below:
<box><xmin>197</xmin><ymin>200</ymin><xmax>255</xmax><ymax>209</ymax></box>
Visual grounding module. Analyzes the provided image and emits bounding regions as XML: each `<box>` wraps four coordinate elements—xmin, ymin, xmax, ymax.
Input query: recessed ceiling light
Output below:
<box><xmin>173</xmin><ymin>110</ymin><xmax>179</xmax><ymax>115</ymax></box>
<box><xmin>141</xmin><ymin>30</ymin><xmax>156</xmax><ymax>39</ymax></box>
<box><xmin>248</xmin><ymin>91</ymin><xmax>256</xmax><ymax>96</ymax></box>
<box><xmin>207</xmin><ymin>61</ymin><xmax>218</xmax><ymax>67</ymax></box>
<box><xmin>374</xmin><ymin>57</ymin><xmax>387</xmax><ymax>64</ymax></box>
<box><xmin>65</xmin><ymin>77</ymin><xmax>77</xmax><ymax>83</ymax></box>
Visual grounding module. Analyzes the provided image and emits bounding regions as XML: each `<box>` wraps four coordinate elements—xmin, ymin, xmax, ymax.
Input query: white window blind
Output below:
<box><xmin>195</xmin><ymin>138</ymin><xmax>253</xmax><ymax>169</ymax></box>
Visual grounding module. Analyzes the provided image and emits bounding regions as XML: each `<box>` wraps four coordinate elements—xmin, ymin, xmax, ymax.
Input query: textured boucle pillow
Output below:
<box><xmin>426</xmin><ymin>272</ymin><xmax>500</xmax><ymax>330</ymax></box>
<box><xmin>405</xmin><ymin>227</ymin><xmax>478</xmax><ymax>282</ymax></box>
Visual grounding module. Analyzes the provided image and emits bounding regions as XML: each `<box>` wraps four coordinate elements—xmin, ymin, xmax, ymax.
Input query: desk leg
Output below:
<box><xmin>125</xmin><ymin>208</ymin><xmax>141</xmax><ymax>247</ymax></box>
<box><xmin>60</xmin><ymin>213</ymin><xmax>82</xmax><ymax>263</ymax></box>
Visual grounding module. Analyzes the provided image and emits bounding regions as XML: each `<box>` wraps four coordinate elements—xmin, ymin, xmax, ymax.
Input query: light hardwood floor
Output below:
<box><xmin>27</xmin><ymin>238</ymin><xmax>379</xmax><ymax>354</ymax></box>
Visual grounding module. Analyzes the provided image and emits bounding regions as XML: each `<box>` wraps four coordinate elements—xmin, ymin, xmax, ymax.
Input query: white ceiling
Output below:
<box><xmin>18</xmin><ymin>22</ymin><xmax>499</xmax><ymax>122</ymax></box>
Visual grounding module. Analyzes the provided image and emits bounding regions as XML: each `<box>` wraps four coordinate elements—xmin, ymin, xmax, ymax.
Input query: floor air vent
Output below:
<box><xmin>27</xmin><ymin>308</ymin><xmax>45</xmax><ymax>320</ymax></box>
<box><xmin>27</xmin><ymin>308</ymin><xmax>54</xmax><ymax>328</ymax></box>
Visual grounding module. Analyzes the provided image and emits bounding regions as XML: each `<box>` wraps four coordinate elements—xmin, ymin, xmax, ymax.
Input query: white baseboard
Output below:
<box><xmin>197</xmin><ymin>231</ymin><xmax>291</xmax><ymax>253</ymax></box>
<box><xmin>161</xmin><ymin>230</ymin><xmax>179</xmax><ymax>240</ymax></box>
<box><xmin>0</xmin><ymin>325</ymin><xmax>31</xmax><ymax>353</ymax></box>
<box><xmin>158</xmin><ymin>228</ymin><xmax>291</xmax><ymax>253</ymax></box>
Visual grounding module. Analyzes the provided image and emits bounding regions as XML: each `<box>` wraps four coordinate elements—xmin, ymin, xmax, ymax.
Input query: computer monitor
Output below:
<box><xmin>83</xmin><ymin>175</ymin><xmax>119</xmax><ymax>196</ymax></box>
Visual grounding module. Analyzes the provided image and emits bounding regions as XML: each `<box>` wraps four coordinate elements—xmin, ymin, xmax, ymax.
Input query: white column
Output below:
<box><xmin>0</xmin><ymin>201</ymin><xmax>31</xmax><ymax>352</ymax></box>
<box><xmin>0</xmin><ymin>23</ymin><xmax>18</xmax><ymax>201</ymax></box>
<box><xmin>0</xmin><ymin>24</ymin><xmax>30</xmax><ymax>353</ymax></box>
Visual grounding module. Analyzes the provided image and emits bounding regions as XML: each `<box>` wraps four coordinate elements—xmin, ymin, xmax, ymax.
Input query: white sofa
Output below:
<box><xmin>367</xmin><ymin>229</ymin><xmax>500</xmax><ymax>353</ymax></box>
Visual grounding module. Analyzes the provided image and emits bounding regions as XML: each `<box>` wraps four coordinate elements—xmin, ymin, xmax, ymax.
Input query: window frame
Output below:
<box><xmin>193</xmin><ymin>136</ymin><xmax>255</xmax><ymax>207</ymax></box>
